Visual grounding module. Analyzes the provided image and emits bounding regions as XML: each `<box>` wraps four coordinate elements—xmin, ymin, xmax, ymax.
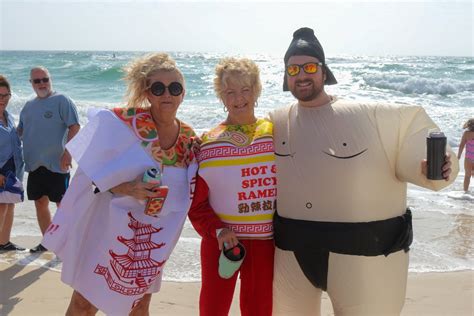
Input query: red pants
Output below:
<box><xmin>199</xmin><ymin>238</ymin><xmax>274</xmax><ymax>316</ymax></box>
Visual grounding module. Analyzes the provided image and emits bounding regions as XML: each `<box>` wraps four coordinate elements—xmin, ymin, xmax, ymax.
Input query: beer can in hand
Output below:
<box><xmin>426</xmin><ymin>132</ymin><xmax>447</xmax><ymax>180</ymax></box>
<box><xmin>142</xmin><ymin>168</ymin><xmax>161</xmax><ymax>186</ymax></box>
<box><xmin>143</xmin><ymin>168</ymin><xmax>166</xmax><ymax>216</ymax></box>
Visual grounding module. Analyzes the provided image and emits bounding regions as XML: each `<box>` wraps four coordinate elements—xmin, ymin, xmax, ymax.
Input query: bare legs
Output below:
<box><xmin>66</xmin><ymin>291</ymin><xmax>152</xmax><ymax>316</ymax></box>
<box><xmin>129</xmin><ymin>294</ymin><xmax>152</xmax><ymax>316</ymax></box>
<box><xmin>463</xmin><ymin>159</ymin><xmax>472</xmax><ymax>192</ymax></box>
<box><xmin>0</xmin><ymin>203</ymin><xmax>14</xmax><ymax>244</ymax></box>
<box><xmin>0</xmin><ymin>203</ymin><xmax>7</xmax><ymax>232</ymax></box>
<box><xmin>34</xmin><ymin>196</ymin><xmax>52</xmax><ymax>234</ymax></box>
<box><xmin>66</xmin><ymin>291</ymin><xmax>98</xmax><ymax>316</ymax></box>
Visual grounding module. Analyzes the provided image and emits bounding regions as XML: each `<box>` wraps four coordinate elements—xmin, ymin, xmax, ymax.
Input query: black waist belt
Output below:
<box><xmin>274</xmin><ymin>208</ymin><xmax>413</xmax><ymax>290</ymax></box>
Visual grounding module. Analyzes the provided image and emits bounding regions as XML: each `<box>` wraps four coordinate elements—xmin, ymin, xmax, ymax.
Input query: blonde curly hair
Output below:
<box><xmin>123</xmin><ymin>53</ymin><xmax>184</xmax><ymax>108</ymax></box>
<box><xmin>214</xmin><ymin>57</ymin><xmax>262</xmax><ymax>102</ymax></box>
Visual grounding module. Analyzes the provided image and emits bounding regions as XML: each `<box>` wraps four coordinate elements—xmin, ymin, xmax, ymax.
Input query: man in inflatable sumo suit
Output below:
<box><xmin>269</xmin><ymin>27</ymin><xmax>459</xmax><ymax>315</ymax></box>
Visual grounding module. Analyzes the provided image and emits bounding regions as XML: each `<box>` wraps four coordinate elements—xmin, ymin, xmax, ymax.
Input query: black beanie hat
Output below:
<box><xmin>283</xmin><ymin>27</ymin><xmax>337</xmax><ymax>91</ymax></box>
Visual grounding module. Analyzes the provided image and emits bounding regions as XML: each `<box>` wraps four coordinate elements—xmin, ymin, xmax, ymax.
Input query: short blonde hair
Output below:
<box><xmin>123</xmin><ymin>53</ymin><xmax>184</xmax><ymax>108</ymax></box>
<box><xmin>214</xmin><ymin>57</ymin><xmax>262</xmax><ymax>101</ymax></box>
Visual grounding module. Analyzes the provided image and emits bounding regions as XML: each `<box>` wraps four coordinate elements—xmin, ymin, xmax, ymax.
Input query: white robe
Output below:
<box><xmin>42</xmin><ymin>109</ymin><xmax>197</xmax><ymax>315</ymax></box>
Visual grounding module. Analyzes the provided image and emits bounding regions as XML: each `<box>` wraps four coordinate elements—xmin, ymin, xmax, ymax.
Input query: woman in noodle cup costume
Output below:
<box><xmin>189</xmin><ymin>57</ymin><xmax>275</xmax><ymax>316</ymax></box>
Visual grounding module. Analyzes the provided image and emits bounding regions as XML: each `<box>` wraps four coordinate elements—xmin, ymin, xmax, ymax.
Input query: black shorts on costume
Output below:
<box><xmin>27</xmin><ymin>166</ymin><xmax>70</xmax><ymax>203</ymax></box>
<box><xmin>0</xmin><ymin>157</ymin><xmax>16</xmax><ymax>176</ymax></box>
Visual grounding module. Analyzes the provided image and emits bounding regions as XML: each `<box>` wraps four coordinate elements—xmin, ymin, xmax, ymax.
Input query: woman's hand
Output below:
<box><xmin>0</xmin><ymin>174</ymin><xmax>5</xmax><ymax>187</ymax></box>
<box><xmin>109</xmin><ymin>176</ymin><xmax>159</xmax><ymax>200</ymax></box>
<box><xmin>217</xmin><ymin>228</ymin><xmax>239</xmax><ymax>251</ymax></box>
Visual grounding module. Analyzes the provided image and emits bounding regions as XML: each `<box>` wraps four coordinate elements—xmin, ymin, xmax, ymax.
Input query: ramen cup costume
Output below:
<box><xmin>270</xmin><ymin>98</ymin><xmax>459</xmax><ymax>315</ymax></box>
<box><xmin>188</xmin><ymin>119</ymin><xmax>276</xmax><ymax>316</ymax></box>
<box><xmin>42</xmin><ymin>107</ymin><xmax>197</xmax><ymax>315</ymax></box>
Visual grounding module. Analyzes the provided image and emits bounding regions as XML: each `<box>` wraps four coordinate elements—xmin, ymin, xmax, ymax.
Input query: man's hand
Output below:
<box><xmin>421</xmin><ymin>153</ymin><xmax>453</xmax><ymax>181</ymax></box>
<box><xmin>61</xmin><ymin>124</ymin><xmax>80</xmax><ymax>172</ymax></box>
<box><xmin>217</xmin><ymin>228</ymin><xmax>239</xmax><ymax>251</ymax></box>
<box><xmin>60</xmin><ymin>150</ymin><xmax>73</xmax><ymax>171</ymax></box>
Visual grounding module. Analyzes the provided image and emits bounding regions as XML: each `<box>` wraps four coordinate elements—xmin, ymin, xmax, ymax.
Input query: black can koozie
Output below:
<box><xmin>224</xmin><ymin>243</ymin><xmax>245</xmax><ymax>261</ymax></box>
<box><xmin>427</xmin><ymin>132</ymin><xmax>447</xmax><ymax>180</ymax></box>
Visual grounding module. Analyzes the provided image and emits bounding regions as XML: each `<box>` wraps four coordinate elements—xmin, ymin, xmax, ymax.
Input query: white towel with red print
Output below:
<box><xmin>42</xmin><ymin>109</ymin><xmax>197</xmax><ymax>315</ymax></box>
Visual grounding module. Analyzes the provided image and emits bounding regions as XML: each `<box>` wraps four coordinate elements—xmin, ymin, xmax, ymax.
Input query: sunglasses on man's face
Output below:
<box><xmin>31</xmin><ymin>77</ymin><xmax>50</xmax><ymax>84</ymax></box>
<box><xmin>149</xmin><ymin>81</ymin><xmax>183</xmax><ymax>97</ymax></box>
<box><xmin>286</xmin><ymin>62</ymin><xmax>323</xmax><ymax>77</ymax></box>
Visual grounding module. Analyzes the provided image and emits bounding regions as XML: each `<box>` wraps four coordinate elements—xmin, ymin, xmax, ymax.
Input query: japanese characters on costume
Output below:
<box><xmin>270</xmin><ymin>98</ymin><xmax>459</xmax><ymax>315</ymax></box>
<box><xmin>42</xmin><ymin>108</ymin><xmax>197</xmax><ymax>315</ymax></box>
<box><xmin>189</xmin><ymin>119</ymin><xmax>275</xmax><ymax>316</ymax></box>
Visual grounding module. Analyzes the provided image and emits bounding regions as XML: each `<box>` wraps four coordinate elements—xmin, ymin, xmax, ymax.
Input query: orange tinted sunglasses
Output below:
<box><xmin>286</xmin><ymin>62</ymin><xmax>323</xmax><ymax>76</ymax></box>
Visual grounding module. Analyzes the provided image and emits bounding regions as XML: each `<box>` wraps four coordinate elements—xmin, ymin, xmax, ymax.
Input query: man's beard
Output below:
<box><xmin>290</xmin><ymin>79</ymin><xmax>324</xmax><ymax>102</ymax></box>
<box><xmin>36</xmin><ymin>88</ymin><xmax>51</xmax><ymax>98</ymax></box>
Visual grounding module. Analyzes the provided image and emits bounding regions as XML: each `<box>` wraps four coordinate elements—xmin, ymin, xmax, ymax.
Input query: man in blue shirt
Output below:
<box><xmin>18</xmin><ymin>66</ymin><xmax>80</xmax><ymax>253</ymax></box>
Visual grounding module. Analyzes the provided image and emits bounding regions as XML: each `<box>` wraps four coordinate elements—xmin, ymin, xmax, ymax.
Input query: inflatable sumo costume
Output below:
<box><xmin>270</xmin><ymin>28</ymin><xmax>460</xmax><ymax>315</ymax></box>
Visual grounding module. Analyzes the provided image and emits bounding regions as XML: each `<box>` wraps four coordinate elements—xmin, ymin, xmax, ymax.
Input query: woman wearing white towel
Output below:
<box><xmin>42</xmin><ymin>53</ymin><xmax>198</xmax><ymax>316</ymax></box>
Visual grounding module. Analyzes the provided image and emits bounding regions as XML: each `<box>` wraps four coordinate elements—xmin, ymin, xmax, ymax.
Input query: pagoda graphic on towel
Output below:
<box><xmin>94</xmin><ymin>212</ymin><xmax>166</xmax><ymax>296</ymax></box>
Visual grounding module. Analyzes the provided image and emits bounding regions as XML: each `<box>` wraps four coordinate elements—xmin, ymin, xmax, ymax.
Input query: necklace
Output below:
<box><xmin>223</xmin><ymin>116</ymin><xmax>258</xmax><ymax>126</ymax></box>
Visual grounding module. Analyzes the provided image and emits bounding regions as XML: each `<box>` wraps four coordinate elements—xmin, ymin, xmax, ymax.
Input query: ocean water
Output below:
<box><xmin>0</xmin><ymin>51</ymin><xmax>473</xmax><ymax>281</ymax></box>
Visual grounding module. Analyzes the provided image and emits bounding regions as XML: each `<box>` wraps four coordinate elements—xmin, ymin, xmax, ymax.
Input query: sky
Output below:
<box><xmin>0</xmin><ymin>0</ymin><xmax>472</xmax><ymax>56</ymax></box>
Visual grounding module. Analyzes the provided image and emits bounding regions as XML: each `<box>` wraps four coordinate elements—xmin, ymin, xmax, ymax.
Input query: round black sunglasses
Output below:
<box><xmin>149</xmin><ymin>81</ymin><xmax>183</xmax><ymax>97</ymax></box>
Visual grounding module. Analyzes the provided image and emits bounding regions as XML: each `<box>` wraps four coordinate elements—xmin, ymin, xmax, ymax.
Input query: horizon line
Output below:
<box><xmin>1</xmin><ymin>49</ymin><xmax>472</xmax><ymax>59</ymax></box>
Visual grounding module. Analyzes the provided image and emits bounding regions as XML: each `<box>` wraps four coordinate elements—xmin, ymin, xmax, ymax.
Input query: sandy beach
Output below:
<box><xmin>0</xmin><ymin>237</ymin><xmax>472</xmax><ymax>315</ymax></box>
